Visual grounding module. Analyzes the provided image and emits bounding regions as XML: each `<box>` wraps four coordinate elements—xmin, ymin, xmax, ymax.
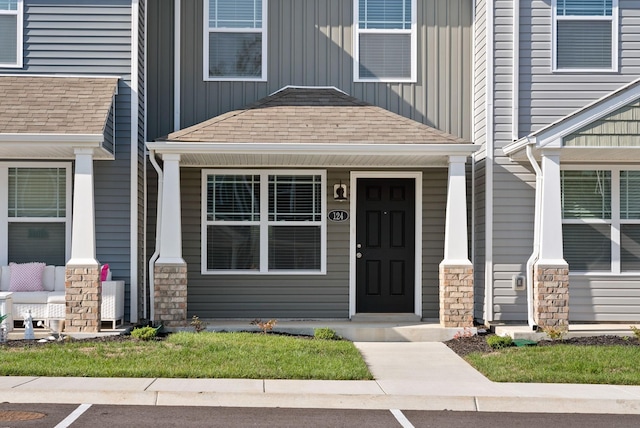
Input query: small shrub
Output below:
<box><xmin>314</xmin><ymin>327</ymin><xmax>341</xmax><ymax>340</ymax></box>
<box><xmin>486</xmin><ymin>335</ymin><xmax>514</xmax><ymax>350</ymax></box>
<box><xmin>251</xmin><ymin>319</ymin><xmax>277</xmax><ymax>333</ymax></box>
<box><xmin>191</xmin><ymin>315</ymin><xmax>206</xmax><ymax>333</ymax></box>
<box><xmin>131</xmin><ymin>326</ymin><xmax>158</xmax><ymax>341</ymax></box>
<box><xmin>544</xmin><ymin>325</ymin><xmax>567</xmax><ymax>341</ymax></box>
<box><xmin>630</xmin><ymin>325</ymin><xmax>640</xmax><ymax>340</ymax></box>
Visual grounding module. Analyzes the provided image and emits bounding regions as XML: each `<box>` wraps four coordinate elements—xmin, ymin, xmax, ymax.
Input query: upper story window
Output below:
<box><xmin>0</xmin><ymin>0</ymin><xmax>23</xmax><ymax>68</ymax></box>
<box><xmin>354</xmin><ymin>0</ymin><xmax>417</xmax><ymax>82</ymax></box>
<box><xmin>561</xmin><ymin>168</ymin><xmax>640</xmax><ymax>273</ymax></box>
<box><xmin>553</xmin><ymin>0</ymin><xmax>618</xmax><ymax>71</ymax></box>
<box><xmin>203</xmin><ymin>0</ymin><xmax>267</xmax><ymax>81</ymax></box>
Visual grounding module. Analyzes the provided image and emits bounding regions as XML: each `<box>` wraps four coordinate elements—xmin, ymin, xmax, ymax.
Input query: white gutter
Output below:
<box><xmin>148</xmin><ymin>150</ymin><xmax>163</xmax><ymax>323</ymax></box>
<box><xmin>512</xmin><ymin>0</ymin><xmax>519</xmax><ymax>141</ymax></box>
<box><xmin>129</xmin><ymin>0</ymin><xmax>140</xmax><ymax>324</ymax></box>
<box><xmin>146</xmin><ymin>142</ymin><xmax>479</xmax><ymax>156</ymax></box>
<box><xmin>525</xmin><ymin>143</ymin><xmax>540</xmax><ymax>329</ymax></box>
<box><xmin>484</xmin><ymin>0</ymin><xmax>495</xmax><ymax>323</ymax></box>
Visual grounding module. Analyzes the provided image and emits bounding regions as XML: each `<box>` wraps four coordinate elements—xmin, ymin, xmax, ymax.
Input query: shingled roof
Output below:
<box><xmin>161</xmin><ymin>87</ymin><xmax>469</xmax><ymax>145</ymax></box>
<box><xmin>0</xmin><ymin>76</ymin><xmax>118</xmax><ymax>134</ymax></box>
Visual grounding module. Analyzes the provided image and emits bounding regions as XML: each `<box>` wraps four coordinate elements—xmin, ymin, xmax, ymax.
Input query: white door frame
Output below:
<box><xmin>349</xmin><ymin>171</ymin><xmax>423</xmax><ymax>318</ymax></box>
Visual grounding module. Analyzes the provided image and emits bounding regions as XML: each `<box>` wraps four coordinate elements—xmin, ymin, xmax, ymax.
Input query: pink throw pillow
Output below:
<box><xmin>9</xmin><ymin>262</ymin><xmax>46</xmax><ymax>292</ymax></box>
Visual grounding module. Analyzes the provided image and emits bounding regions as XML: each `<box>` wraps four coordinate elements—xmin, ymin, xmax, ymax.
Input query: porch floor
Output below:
<box><xmin>179</xmin><ymin>319</ymin><xmax>477</xmax><ymax>342</ymax></box>
<box><xmin>495</xmin><ymin>323</ymin><xmax>640</xmax><ymax>341</ymax></box>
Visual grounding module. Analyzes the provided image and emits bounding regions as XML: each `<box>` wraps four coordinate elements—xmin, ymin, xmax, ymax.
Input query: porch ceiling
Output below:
<box><xmin>150</xmin><ymin>87</ymin><xmax>477</xmax><ymax>166</ymax></box>
<box><xmin>0</xmin><ymin>75</ymin><xmax>118</xmax><ymax>159</ymax></box>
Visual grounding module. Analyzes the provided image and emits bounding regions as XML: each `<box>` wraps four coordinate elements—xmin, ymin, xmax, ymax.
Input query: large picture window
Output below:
<box><xmin>202</xmin><ymin>170</ymin><xmax>326</xmax><ymax>274</ymax></box>
<box><xmin>354</xmin><ymin>0</ymin><xmax>416</xmax><ymax>82</ymax></box>
<box><xmin>203</xmin><ymin>0</ymin><xmax>267</xmax><ymax>81</ymax></box>
<box><xmin>0</xmin><ymin>0</ymin><xmax>22</xmax><ymax>68</ymax></box>
<box><xmin>561</xmin><ymin>169</ymin><xmax>640</xmax><ymax>273</ymax></box>
<box><xmin>3</xmin><ymin>165</ymin><xmax>70</xmax><ymax>266</ymax></box>
<box><xmin>553</xmin><ymin>0</ymin><xmax>617</xmax><ymax>71</ymax></box>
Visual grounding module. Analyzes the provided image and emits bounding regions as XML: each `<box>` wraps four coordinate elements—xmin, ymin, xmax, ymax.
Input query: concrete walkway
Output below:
<box><xmin>2</xmin><ymin>342</ymin><xmax>640</xmax><ymax>414</ymax></box>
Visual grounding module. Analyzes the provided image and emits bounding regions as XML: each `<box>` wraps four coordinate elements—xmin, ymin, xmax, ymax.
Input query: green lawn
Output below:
<box><xmin>466</xmin><ymin>345</ymin><xmax>640</xmax><ymax>385</ymax></box>
<box><xmin>0</xmin><ymin>332</ymin><xmax>373</xmax><ymax>380</ymax></box>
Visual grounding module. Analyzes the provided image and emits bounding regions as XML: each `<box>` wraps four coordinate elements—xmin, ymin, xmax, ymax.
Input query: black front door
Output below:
<box><xmin>356</xmin><ymin>178</ymin><xmax>415</xmax><ymax>313</ymax></box>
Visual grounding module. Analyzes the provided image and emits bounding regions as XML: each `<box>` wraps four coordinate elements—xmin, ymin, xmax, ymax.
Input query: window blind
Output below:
<box><xmin>557</xmin><ymin>0</ymin><xmax>612</xmax><ymax>16</ymax></box>
<box><xmin>0</xmin><ymin>14</ymin><xmax>17</xmax><ymax>64</ymax></box>
<box><xmin>359</xmin><ymin>33</ymin><xmax>411</xmax><ymax>79</ymax></box>
<box><xmin>556</xmin><ymin>20</ymin><xmax>612</xmax><ymax>69</ymax></box>
<box><xmin>358</xmin><ymin>0</ymin><xmax>411</xmax><ymax>30</ymax></box>
<box><xmin>561</xmin><ymin>170</ymin><xmax>611</xmax><ymax>219</ymax></box>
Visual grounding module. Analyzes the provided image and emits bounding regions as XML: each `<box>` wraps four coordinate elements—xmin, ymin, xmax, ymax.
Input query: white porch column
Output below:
<box><xmin>158</xmin><ymin>153</ymin><xmax>184</xmax><ymax>264</ymax></box>
<box><xmin>154</xmin><ymin>153</ymin><xmax>187</xmax><ymax>327</ymax></box>
<box><xmin>538</xmin><ymin>149</ymin><xmax>566</xmax><ymax>265</ymax></box>
<box><xmin>534</xmin><ymin>148</ymin><xmax>569</xmax><ymax>328</ymax></box>
<box><xmin>442</xmin><ymin>156</ymin><xmax>471</xmax><ymax>265</ymax></box>
<box><xmin>68</xmin><ymin>148</ymin><xmax>97</xmax><ymax>265</ymax></box>
<box><xmin>66</xmin><ymin>148</ymin><xmax>101</xmax><ymax>333</ymax></box>
<box><xmin>439</xmin><ymin>155</ymin><xmax>473</xmax><ymax>328</ymax></box>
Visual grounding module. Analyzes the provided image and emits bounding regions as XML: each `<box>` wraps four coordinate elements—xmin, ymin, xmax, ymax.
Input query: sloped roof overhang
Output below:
<box><xmin>147</xmin><ymin>87</ymin><xmax>478</xmax><ymax>167</ymax></box>
<box><xmin>0</xmin><ymin>75</ymin><xmax>119</xmax><ymax>159</ymax></box>
<box><xmin>504</xmin><ymin>77</ymin><xmax>640</xmax><ymax>163</ymax></box>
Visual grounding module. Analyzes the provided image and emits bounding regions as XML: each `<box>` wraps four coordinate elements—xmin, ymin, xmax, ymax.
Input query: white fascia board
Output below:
<box><xmin>146</xmin><ymin>142</ymin><xmax>479</xmax><ymax>157</ymax></box>
<box><xmin>0</xmin><ymin>134</ymin><xmax>103</xmax><ymax>144</ymax></box>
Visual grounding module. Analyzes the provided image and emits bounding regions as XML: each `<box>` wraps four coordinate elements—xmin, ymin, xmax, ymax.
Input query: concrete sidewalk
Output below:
<box><xmin>2</xmin><ymin>342</ymin><xmax>640</xmax><ymax>414</ymax></box>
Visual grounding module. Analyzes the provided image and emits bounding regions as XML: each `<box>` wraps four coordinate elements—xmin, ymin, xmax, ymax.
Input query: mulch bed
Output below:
<box><xmin>444</xmin><ymin>334</ymin><xmax>640</xmax><ymax>358</ymax></box>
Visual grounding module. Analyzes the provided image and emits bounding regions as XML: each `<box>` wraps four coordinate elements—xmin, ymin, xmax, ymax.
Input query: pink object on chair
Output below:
<box><xmin>100</xmin><ymin>264</ymin><xmax>110</xmax><ymax>281</ymax></box>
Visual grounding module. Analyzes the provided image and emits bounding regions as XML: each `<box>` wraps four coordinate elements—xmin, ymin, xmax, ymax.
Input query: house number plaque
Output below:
<box><xmin>328</xmin><ymin>210</ymin><xmax>349</xmax><ymax>222</ymax></box>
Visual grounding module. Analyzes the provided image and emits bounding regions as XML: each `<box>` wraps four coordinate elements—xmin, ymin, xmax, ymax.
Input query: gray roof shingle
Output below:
<box><xmin>0</xmin><ymin>76</ymin><xmax>118</xmax><ymax>134</ymax></box>
<box><xmin>161</xmin><ymin>87</ymin><xmax>469</xmax><ymax>145</ymax></box>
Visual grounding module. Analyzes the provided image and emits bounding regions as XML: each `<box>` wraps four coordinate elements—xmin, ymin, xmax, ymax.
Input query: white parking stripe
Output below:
<box><xmin>390</xmin><ymin>409</ymin><xmax>415</xmax><ymax>428</ymax></box>
<box><xmin>54</xmin><ymin>403</ymin><xmax>92</xmax><ymax>428</ymax></box>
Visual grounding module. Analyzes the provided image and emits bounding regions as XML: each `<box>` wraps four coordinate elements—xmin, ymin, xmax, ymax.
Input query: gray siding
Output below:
<box><xmin>570</xmin><ymin>276</ymin><xmax>640</xmax><ymax>322</ymax></box>
<box><xmin>179</xmin><ymin>168</ymin><xmax>445</xmax><ymax>319</ymax></box>
<box><xmin>0</xmin><ymin>0</ymin><xmax>139</xmax><ymax>321</ymax></box>
<box><xmin>564</xmin><ymin>100</ymin><xmax>640</xmax><ymax>147</ymax></box>
<box><xmin>147</xmin><ymin>0</ymin><xmax>473</xmax><ymax>141</ymax></box>
<box><xmin>473</xmin><ymin>0</ymin><xmax>487</xmax><ymax>148</ymax></box>
<box><xmin>473</xmin><ymin>158</ymin><xmax>485</xmax><ymax>320</ymax></box>
<box><xmin>486</xmin><ymin>1</ymin><xmax>640</xmax><ymax>322</ymax></box>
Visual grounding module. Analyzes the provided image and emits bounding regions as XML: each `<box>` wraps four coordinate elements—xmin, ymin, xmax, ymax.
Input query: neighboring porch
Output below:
<box><xmin>504</xmin><ymin>77</ymin><xmax>640</xmax><ymax>329</ymax></box>
<box><xmin>147</xmin><ymin>86</ymin><xmax>478</xmax><ymax>329</ymax></box>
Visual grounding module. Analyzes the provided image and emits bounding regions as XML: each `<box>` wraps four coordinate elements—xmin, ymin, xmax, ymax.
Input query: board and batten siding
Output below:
<box><xmin>472</xmin><ymin>0</ymin><xmax>487</xmax><ymax>149</ymax></box>
<box><xmin>177</xmin><ymin>168</ymin><xmax>446</xmax><ymax>319</ymax></box>
<box><xmin>0</xmin><ymin>0</ymin><xmax>139</xmax><ymax>320</ymax></box>
<box><xmin>147</xmin><ymin>0</ymin><xmax>473</xmax><ymax>142</ymax></box>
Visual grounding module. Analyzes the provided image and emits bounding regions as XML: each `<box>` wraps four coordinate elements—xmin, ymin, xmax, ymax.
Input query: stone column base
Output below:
<box><xmin>533</xmin><ymin>264</ymin><xmax>569</xmax><ymax>329</ymax></box>
<box><xmin>439</xmin><ymin>264</ymin><xmax>474</xmax><ymax>328</ymax></box>
<box><xmin>154</xmin><ymin>263</ymin><xmax>187</xmax><ymax>327</ymax></box>
<box><xmin>65</xmin><ymin>265</ymin><xmax>101</xmax><ymax>332</ymax></box>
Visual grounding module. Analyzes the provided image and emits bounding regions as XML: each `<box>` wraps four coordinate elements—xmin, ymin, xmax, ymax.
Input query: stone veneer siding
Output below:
<box><xmin>65</xmin><ymin>265</ymin><xmax>101</xmax><ymax>332</ymax></box>
<box><xmin>533</xmin><ymin>264</ymin><xmax>569</xmax><ymax>328</ymax></box>
<box><xmin>439</xmin><ymin>264</ymin><xmax>474</xmax><ymax>327</ymax></box>
<box><xmin>154</xmin><ymin>263</ymin><xmax>187</xmax><ymax>327</ymax></box>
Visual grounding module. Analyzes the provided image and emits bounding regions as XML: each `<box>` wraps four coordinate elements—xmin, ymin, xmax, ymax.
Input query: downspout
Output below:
<box><xmin>484</xmin><ymin>0</ymin><xmax>495</xmax><ymax>323</ymax></box>
<box><xmin>148</xmin><ymin>150</ymin><xmax>163</xmax><ymax>323</ymax></box>
<box><xmin>512</xmin><ymin>0</ymin><xmax>519</xmax><ymax>141</ymax></box>
<box><xmin>525</xmin><ymin>143</ymin><xmax>540</xmax><ymax>329</ymax></box>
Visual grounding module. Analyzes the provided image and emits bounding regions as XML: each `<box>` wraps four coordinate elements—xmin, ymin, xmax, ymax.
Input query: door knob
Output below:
<box><xmin>356</xmin><ymin>252</ymin><xmax>362</xmax><ymax>258</ymax></box>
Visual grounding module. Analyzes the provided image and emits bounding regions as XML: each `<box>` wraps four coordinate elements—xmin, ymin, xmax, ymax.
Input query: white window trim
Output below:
<box><xmin>561</xmin><ymin>165</ymin><xmax>640</xmax><ymax>275</ymax></box>
<box><xmin>202</xmin><ymin>0</ymin><xmax>268</xmax><ymax>82</ymax></box>
<box><xmin>353</xmin><ymin>0</ymin><xmax>417</xmax><ymax>83</ymax></box>
<box><xmin>201</xmin><ymin>169</ymin><xmax>327</xmax><ymax>275</ymax></box>
<box><xmin>0</xmin><ymin>0</ymin><xmax>23</xmax><ymax>69</ymax></box>
<box><xmin>0</xmin><ymin>162</ymin><xmax>72</xmax><ymax>266</ymax></box>
<box><xmin>551</xmin><ymin>0</ymin><xmax>618</xmax><ymax>73</ymax></box>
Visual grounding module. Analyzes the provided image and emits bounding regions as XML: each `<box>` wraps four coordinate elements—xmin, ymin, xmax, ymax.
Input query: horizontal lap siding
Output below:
<box><xmin>2</xmin><ymin>1</ymin><xmax>137</xmax><ymax>320</ymax></box>
<box><xmin>570</xmin><ymin>276</ymin><xmax>640</xmax><ymax>322</ymax></box>
<box><xmin>179</xmin><ymin>168</ymin><xmax>445</xmax><ymax>319</ymax></box>
<box><xmin>422</xmin><ymin>169</ymin><xmax>447</xmax><ymax>319</ymax></box>
<box><xmin>183</xmin><ymin>168</ymin><xmax>350</xmax><ymax>319</ymax></box>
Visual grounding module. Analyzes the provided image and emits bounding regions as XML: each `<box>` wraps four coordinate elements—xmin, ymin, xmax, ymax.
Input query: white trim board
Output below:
<box><xmin>349</xmin><ymin>171</ymin><xmax>423</xmax><ymax>318</ymax></box>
